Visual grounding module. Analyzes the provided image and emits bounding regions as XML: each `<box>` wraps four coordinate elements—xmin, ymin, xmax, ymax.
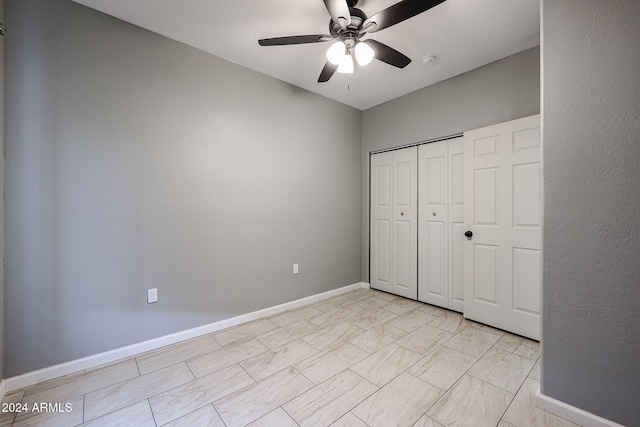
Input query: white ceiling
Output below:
<box><xmin>73</xmin><ymin>0</ymin><xmax>540</xmax><ymax>110</ymax></box>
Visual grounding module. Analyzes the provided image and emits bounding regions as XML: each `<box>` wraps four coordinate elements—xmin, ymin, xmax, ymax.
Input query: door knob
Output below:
<box><xmin>465</xmin><ymin>231</ymin><xmax>473</xmax><ymax>238</ymax></box>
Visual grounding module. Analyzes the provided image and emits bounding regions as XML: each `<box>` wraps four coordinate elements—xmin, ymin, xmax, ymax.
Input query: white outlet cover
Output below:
<box><xmin>147</xmin><ymin>288</ymin><xmax>158</xmax><ymax>304</ymax></box>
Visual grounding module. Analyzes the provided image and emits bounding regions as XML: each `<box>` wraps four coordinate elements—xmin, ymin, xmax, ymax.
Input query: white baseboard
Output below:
<box><xmin>536</xmin><ymin>392</ymin><xmax>626</xmax><ymax>427</ymax></box>
<box><xmin>5</xmin><ymin>282</ymin><xmax>369</xmax><ymax>392</ymax></box>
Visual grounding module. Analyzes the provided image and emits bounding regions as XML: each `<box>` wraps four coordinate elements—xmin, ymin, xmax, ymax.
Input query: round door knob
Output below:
<box><xmin>400</xmin><ymin>212</ymin><xmax>404</xmax><ymax>216</ymax></box>
<box><xmin>465</xmin><ymin>231</ymin><xmax>473</xmax><ymax>238</ymax></box>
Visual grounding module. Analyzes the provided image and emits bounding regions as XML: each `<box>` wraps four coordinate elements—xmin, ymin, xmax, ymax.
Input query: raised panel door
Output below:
<box><xmin>463</xmin><ymin>115</ymin><xmax>541</xmax><ymax>340</ymax></box>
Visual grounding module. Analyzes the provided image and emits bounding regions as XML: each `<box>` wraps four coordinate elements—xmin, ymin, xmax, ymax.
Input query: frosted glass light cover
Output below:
<box><xmin>326</xmin><ymin>41</ymin><xmax>346</xmax><ymax>65</ymax></box>
<box><xmin>337</xmin><ymin>54</ymin><xmax>354</xmax><ymax>74</ymax></box>
<box><xmin>355</xmin><ymin>42</ymin><xmax>375</xmax><ymax>66</ymax></box>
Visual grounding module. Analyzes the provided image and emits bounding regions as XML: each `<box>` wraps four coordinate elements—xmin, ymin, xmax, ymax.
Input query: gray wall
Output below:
<box><xmin>4</xmin><ymin>0</ymin><xmax>362</xmax><ymax>377</ymax></box>
<box><xmin>0</xmin><ymin>0</ymin><xmax>4</xmax><ymax>379</ymax></box>
<box><xmin>361</xmin><ymin>47</ymin><xmax>540</xmax><ymax>280</ymax></box>
<box><xmin>542</xmin><ymin>2</ymin><xmax>640</xmax><ymax>426</ymax></box>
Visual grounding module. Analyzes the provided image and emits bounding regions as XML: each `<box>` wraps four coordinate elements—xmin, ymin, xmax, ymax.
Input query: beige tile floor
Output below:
<box><xmin>0</xmin><ymin>288</ymin><xmax>580</xmax><ymax>427</ymax></box>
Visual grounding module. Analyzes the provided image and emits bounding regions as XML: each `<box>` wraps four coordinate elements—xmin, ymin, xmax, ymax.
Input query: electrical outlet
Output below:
<box><xmin>293</xmin><ymin>263</ymin><xmax>299</xmax><ymax>274</ymax></box>
<box><xmin>147</xmin><ymin>288</ymin><xmax>158</xmax><ymax>304</ymax></box>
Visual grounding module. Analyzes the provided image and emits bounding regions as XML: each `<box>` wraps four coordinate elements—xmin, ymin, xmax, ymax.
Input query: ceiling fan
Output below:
<box><xmin>258</xmin><ymin>0</ymin><xmax>446</xmax><ymax>82</ymax></box>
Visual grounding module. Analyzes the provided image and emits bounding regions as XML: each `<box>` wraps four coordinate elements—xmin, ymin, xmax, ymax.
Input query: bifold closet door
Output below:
<box><xmin>370</xmin><ymin>147</ymin><xmax>418</xmax><ymax>299</ymax></box>
<box><xmin>418</xmin><ymin>138</ymin><xmax>464</xmax><ymax>311</ymax></box>
<box><xmin>463</xmin><ymin>115</ymin><xmax>541</xmax><ymax>340</ymax></box>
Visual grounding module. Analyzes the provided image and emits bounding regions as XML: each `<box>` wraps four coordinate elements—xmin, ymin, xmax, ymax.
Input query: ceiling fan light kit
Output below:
<box><xmin>327</xmin><ymin>40</ymin><xmax>347</xmax><ymax>65</ymax></box>
<box><xmin>327</xmin><ymin>39</ymin><xmax>374</xmax><ymax>69</ymax></box>
<box><xmin>337</xmin><ymin>53</ymin><xmax>354</xmax><ymax>74</ymax></box>
<box><xmin>258</xmin><ymin>0</ymin><xmax>447</xmax><ymax>83</ymax></box>
<box><xmin>355</xmin><ymin>42</ymin><xmax>375</xmax><ymax>66</ymax></box>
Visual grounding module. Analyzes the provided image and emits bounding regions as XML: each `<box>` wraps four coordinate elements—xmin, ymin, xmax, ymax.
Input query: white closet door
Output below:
<box><xmin>418</xmin><ymin>142</ymin><xmax>448</xmax><ymax>307</ymax></box>
<box><xmin>418</xmin><ymin>137</ymin><xmax>464</xmax><ymax>311</ymax></box>
<box><xmin>370</xmin><ymin>147</ymin><xmax>418</xmax><ymax>299</ymax></box>
<box><xmin>463</xmin><ymin>115</ymin><xmax>541</xmax><ymax>340</ymax></box>
<box><xmin>448</xmin><ymin>138</ymin><xmax>465</xmax><ymax>312</ymax></box>
<box><xmin>371</xmin><ymin>152</ymin><xmax>393</xmax><ymax>293</ymax></box>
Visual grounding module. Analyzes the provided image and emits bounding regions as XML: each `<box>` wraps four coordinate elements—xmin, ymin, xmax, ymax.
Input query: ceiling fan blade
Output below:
<box><xmin>258</xmin><ymin>35</ymin><xmax>332</xmax><ymax>46</ymax></box>
<box><xmin>323</xmin><ymin>0</ymin><xmax>351</xmax><ymax>30</ymax></box>
<box><xmin>363</xmin><ymin>39</ymin><xmax>411</xmax><ymax>68</ymax></box>
<box><xmin>318</xmin><ymin>61</ymin><xmax>338</xmax><ymax>82</ymax></box>
<box><xmin>361</xmin><ymin>0</ymin><xmax>446</xmax><ymax>33</ymax></box>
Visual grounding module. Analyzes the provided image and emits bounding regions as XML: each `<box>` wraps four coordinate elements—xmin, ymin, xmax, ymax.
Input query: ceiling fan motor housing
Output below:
<box><xmin>329</xmin><ymin>7</ymin><xmax>367</xmax><ymax>42</ymax></box>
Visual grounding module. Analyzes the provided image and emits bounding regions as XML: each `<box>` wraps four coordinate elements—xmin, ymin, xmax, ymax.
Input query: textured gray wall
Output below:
<box><xmin>361</xmin><ymin>47</ymin><xmax>540</xmax><ymax>281</ymax></box>
<box><xmin>542</xmin><ymin>2</ymin><xmax>640</xmax><ymax>425</ymax></box>
<box><xmin>0</xmin><ymin>0</ymin><xmax>5</xmax><ymax>379</ymax></box>
<box><xmin>4</xmin><ymin>0</ymin><xmax>361</xmax><ymax>377</ymax></box>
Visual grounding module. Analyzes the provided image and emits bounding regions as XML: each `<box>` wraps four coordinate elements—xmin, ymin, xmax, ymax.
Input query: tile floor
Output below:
<box><xmin>0</xmin><ymin>288</ymin><xmax>580</xmax><ymax>427</ymax></box>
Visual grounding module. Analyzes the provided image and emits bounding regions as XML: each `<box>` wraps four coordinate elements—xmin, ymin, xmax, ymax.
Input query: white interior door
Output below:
<box><xmin>370</xmin><ymin>147</ymin><xmax>418</xmax><ymax>299</ymax></box>
<box><xmin>463</xmin><ymin>115</ymin><xmax>541</xmax><ymax>340</ymax></box>
<box><xmin>418</xmin><ymin>138</ymin><xmax>464</xmax><ymax>311</ymax></box>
